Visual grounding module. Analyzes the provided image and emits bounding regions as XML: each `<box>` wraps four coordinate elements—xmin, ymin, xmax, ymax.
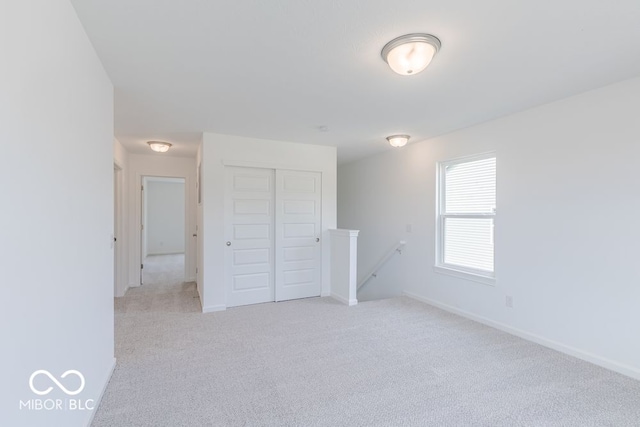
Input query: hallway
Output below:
<box><xmin>142</xmin><ymin>253</ymin><xmax>187</xmax><ymax>289</ymax></box>
<box><xmin>118</xmin><ymin>254</ymin><xmax>199</xmax><ymax>315</ymax></box>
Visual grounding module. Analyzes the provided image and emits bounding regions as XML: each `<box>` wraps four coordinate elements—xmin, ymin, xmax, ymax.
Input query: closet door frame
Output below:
<box><xmin>223</xmin><ymin>163</ymin><xmax>324</xmax><ymax>307</ymax></box>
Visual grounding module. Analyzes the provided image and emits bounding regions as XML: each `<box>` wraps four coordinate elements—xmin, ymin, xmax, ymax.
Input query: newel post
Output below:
<box><xmin>329</xmin><ymin>229</ymin><xmax>360</xmax><ymax>306</ymax></box>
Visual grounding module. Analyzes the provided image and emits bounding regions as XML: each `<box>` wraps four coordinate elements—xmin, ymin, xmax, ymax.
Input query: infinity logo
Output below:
<box><xmin>29</xmin><ymin>370</ymin><xmax>85</xmax><ymax>396</ymax></box>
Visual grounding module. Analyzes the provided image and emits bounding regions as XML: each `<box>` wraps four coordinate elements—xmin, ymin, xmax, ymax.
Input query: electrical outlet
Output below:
<box><xmin>505</xmin><ymin>295</ymin><xmax>513</xmax><ymax>308</ymax></box>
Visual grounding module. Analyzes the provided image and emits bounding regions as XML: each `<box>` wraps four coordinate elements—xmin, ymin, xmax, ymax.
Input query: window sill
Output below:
<box><xmin>433</xmin><ymin>265</ymin><xmax>496</xmax><ymax>286</ymax></box>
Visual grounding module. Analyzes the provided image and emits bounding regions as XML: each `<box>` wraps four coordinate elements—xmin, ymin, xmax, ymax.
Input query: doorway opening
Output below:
<box><xmin>141</xmin><ymin>176</ymin><xmax>187</xmax><ymax>289</ymax></box>
<box><xmin>114</xmin><ymin>163</ymin><xmax>123</xmax><ymax>296</ymax></box>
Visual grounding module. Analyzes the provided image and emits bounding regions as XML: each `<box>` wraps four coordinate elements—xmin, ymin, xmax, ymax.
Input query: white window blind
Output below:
<box><xmin>438</xmin><ymin>155</ymin><xmax>496</xmax><ymax>276</ymax></box>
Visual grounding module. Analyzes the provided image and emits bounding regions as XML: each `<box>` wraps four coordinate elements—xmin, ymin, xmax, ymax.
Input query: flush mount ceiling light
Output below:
<box><xmin>147</xmin><ymin>141</ymin><xmax>172</xmax><ymax>153</ymax></box>
<box><xmin>381</xmin><ymin>33</ymin><xmax>441</xmax><ymax>76</ymax></box>
<box><xmin>386</xmin><ymin>134</ymin><xmax>410</xmax><ymax>148</ymax></box>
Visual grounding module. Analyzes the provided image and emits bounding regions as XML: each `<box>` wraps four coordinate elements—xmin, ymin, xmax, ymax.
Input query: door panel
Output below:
<box><xmin>225</xmin><ymin>167</ymin><xmax>275</xmax><ymax>307</ymax></box>
<box><xmin>275</xmin><ymin>170</ymin><xmax>322</xmax><ymax>301</ymax></box>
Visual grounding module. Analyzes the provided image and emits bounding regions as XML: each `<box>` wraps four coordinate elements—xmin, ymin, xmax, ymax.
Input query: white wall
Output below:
<box><xmin>338</xmin><ymin>75</ymin><xmax>640</xmax><ymax>379</ymax></box>
<box><xmin>0</xmin><ymin>1</ymin><xmax>115</xmax><ymax>425</ymax></box>
<box><xmin>126</xmin><ymin>154</ymin><xmax>197</xmax><ymax>285</ymax></box>
<box><xmin>145</xmin><ymin>180</ymin><xmax>185</xmax><ymax>255</ymax></box>
<box><xmin>200</xmin><ymin>133</ymin><xmax>337</xmax><ymax>312</ymax></box>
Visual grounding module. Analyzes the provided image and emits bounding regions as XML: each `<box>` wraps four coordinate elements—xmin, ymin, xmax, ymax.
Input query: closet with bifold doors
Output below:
<box><xmin>224</xmin><ymin>166</ymin><xmax>322</xmax><ymax>307</ymax></box>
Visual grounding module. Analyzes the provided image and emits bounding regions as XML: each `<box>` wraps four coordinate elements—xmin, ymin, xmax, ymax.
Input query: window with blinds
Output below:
<box><xmin>437</xmin><ymin>154</ymin><xmax>496</xmax><ymax>279</ymax></box>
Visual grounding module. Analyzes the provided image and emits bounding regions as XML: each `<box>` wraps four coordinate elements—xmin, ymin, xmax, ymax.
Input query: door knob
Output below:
<box><xmin>226</xmin><ymin>241</ymin><xmax>231</xmax><ymax>246</ymax></box>
<box><xmin>193</xmin><ymin>234</ymin><xmax>197</xmax><ymax>237</ymax></box>
<box><xmin>316</xmin><ymin>238</ymin><xmax>320</xmax><ymax>242</ymax></box>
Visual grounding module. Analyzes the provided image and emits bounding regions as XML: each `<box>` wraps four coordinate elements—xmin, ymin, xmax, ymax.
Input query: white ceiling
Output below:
<box><xmin>71</xmin><ymin>0</ymin><xmax>640</xmax><ymax>163</ymax></box>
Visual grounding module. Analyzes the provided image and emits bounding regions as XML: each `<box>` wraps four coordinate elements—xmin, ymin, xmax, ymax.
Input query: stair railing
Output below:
<box><xmin>357</xmin><ymin>240</ymin><xmax>406</xmax><ymax>290</ymax></box>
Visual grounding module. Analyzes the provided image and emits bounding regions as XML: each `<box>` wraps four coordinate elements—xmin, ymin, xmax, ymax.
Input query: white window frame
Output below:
<box><xmin>435</xmin><ymin>152</ymin><xmax>496</xmax><ymax>285</ymax></box>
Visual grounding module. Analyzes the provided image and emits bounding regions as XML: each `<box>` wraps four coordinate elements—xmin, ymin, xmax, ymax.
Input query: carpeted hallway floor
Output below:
<box><xmin>93</xmin><ymin>259</ymin><xmax>640</xmax><ymax>426</ymax></box>
<box><xmin>142</xmin><ymin>253</ymin><xmax>186</xmax><ymax>290</ymax></box>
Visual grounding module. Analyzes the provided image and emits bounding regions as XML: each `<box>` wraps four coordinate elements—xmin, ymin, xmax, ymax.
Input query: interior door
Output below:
<box><xmin>275</xmin><ymin>170</ymin><xmax>322</xmax><ymax>301</ymax></box>
<box><xmin>225</xmin><ymin>167</ymin><xmax>275</xmax><ymax>307</ymax></box>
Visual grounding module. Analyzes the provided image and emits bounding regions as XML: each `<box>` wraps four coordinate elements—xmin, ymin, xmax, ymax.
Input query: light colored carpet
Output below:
<box><xmin>142</xmin><ymin>253</ymin><xmax>185</xmax><ymax>290</ymax></box>
<box><xmin>93</xmin><ymin>273</ymin><xmax>640</xmax><ymax>426</ymax></box>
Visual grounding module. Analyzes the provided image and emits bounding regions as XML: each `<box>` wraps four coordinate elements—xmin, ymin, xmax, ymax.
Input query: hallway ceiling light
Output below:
<box><xmin>386</xmin><ymin>134</ymin><xmax>410</xmax><ymax>148</ymax></box>
<box><xmin>147</xmin><ymin>141</ymin><xmax>172</xmax><ymax>153</ymax></box>
<box><xmin>381</xmin><ymin>34</ymin><xmax>441</xmax><ymax>76</ymax></box>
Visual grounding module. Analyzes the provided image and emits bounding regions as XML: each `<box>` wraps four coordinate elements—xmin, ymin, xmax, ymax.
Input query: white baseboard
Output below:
<box><xmin>146</xmin><ymin>251</ymin><xmax>185</xmax><ymax>256</ymax></box>
<box><xmin>330</xmin><ymin>293</ymin><xmax>358</xmax><ymax>306</ymax></box>
<box><xmin>403</xmin><ymin>291</ymin><xmax>640</xmax><ymax>381</ymax></box>
<box><xmin>202</xmin><ymin>304</ymin><xmax>226</xmax><ymax>313</ymax></box>
<box><xmin>85</xmin><ymin>357</ymin><xmax>116</xmax><ymax>427</ymax></box>
<box><xmin>186</xmin><ymin>276</ymin><xmax>196</xmax><ymax>283</ymax></box>
<box><xmin>198</xmin><ymin>292</ymin><xmax>226</xmax><ymax>313</ymax></box>
<box><xmin>196</xmin><ymin>285</ymin><xmax>203</xmax><ymax>305</ymax></box>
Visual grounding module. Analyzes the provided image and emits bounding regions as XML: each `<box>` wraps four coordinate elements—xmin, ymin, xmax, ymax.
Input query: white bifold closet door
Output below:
<box><xmin>274</xmin><ymin>169</ymin><xmax>322</xmax><ymax>302</ymax></box>
<box><xmin>225</xmin><ymin>167</ymin><xmax>275</xmax><ymax>307</ymax></box>
<box><xmin>225</xmin><ymin>167</ymin><xmax>321</xmax><ymax>308</ymax></box>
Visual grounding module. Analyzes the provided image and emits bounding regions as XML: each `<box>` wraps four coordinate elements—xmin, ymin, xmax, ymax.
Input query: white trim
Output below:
<box><xmin>441</xmin><ymin>213</ymin><xmax>495</xmax><ymax>219</ymax></box>
<box><xmin>438</xmin><ymin>150</ymin><xmax>497</xmax><ymax>166</ymax></box>
<box><xmin>85</xmin><ymin>357</ymin><xmax>116</xmax><ymax>427</ymax></box>
<box><xmin>436</xmin><ymin>152</ymin><xmax>496</xmax><ymax>278</ymax></box>
<box><xmin>137</xmin><ymin>173</ymin><xmax>193</xmax><ymax>285</ymax></box>
<box><xmin>330</xmin><ymin>293</ymin><xmax>358</xmax><ymax>306</ymax></box>
<box><xmin>113</xmin><ymin>163</ymin><xmax>126</xmax><ymax>300</ymax></box>
<box><xmin>198</xmin><ymin>289</ymin><xmax>224</xmax><ymax>313</ymax></box>
<box><xmin>402</xmin><ymin>291</ymin><xmax>640</xmax><ymax>381</ymax></box>
<box><xmin>433</xmin><ymin>265</ymin><xmax>496</xmax><ymax>286</ymax></box>
<box><xmin>329</xmin><ymin>229</ymin><xmax>360</xmax><ymax>237</ymax></box>
<box><xmin>144</xmin><ymin>176</ymin><xmax>184</xmax><ymax>184</ymax></box>
<box><xmin>146</xmin><ymin>251</ymin><xmax>186</xmax><ymax>256</ymax></box>
<box><xmin>197</xmin><ymin>281</ymin><xmax>203</xmax><ymax>302</ymax></box>
<box><xmin>222</xmin><ymin>158</ymin><xmax>323</xmax><ymax>173</ymax></box>
<box><xmin>115</xmin><ymin>285</ymin><xmax>129</xmax><ymax>298</ymax></box>
<box><xmin>202</xmin><ymin>304</ymin><xmax>227</xmax><ymax>313</ymax></box>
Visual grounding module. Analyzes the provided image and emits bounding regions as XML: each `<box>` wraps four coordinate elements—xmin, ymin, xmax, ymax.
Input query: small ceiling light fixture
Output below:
<box><xmin>381</xmin><ymin>33</ymin><xmax>441</xmax><ymax>76</ymax></box>
<box><xmin>386</xmin><ymin>134</ymin><xmax>410</xmax><ymax>148</ymax></box>
<box><xmin>147</xmin><ymin>141</ymin><xmax>172</xmax><ymax>153</ymax></box>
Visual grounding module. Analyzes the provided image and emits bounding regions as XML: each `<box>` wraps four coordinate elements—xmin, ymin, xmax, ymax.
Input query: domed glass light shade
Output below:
<box><xmin>386</xmin><ymin>135</ymin><xmax>410</xmax><ymax>148</ymax></box>
<box><xmin>147</xmin><ymin>141</ymin><xmax>172</xmax><ymax>153</ymax></box>
<box><xmin>381</xmin><ymin>34</ymin><xmax>441</xmax><ymax>76</ymax></box>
